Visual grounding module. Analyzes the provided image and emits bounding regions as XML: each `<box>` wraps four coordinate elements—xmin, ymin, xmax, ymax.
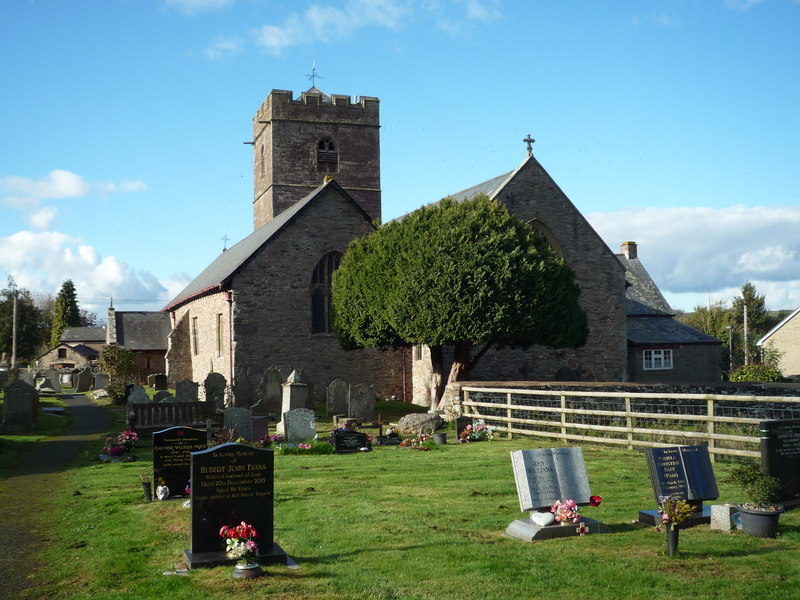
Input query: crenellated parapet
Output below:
<box><xmin>253</xmin><ymin>89</ymin><xmax>379</xmax><ymax>125</ymax></box>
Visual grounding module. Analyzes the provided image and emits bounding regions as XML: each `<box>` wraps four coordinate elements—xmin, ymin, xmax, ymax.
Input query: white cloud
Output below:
<box><xmin>0</xmin><ymin>170</ymin><xmax>89</xmax><ymax>199</ymax></box>
<box><xmin>0</xmin><ymin>230</ymin><xmax>190</xmax><ymax>314</ymax></box>
<box><xmin>27</xmin><ymin>206</ymin><xmax>58</xmax><ymax>230</ymax></box>
<box><xmin>164</xmin><ymin>0</ymin><xmax>235</xmax><ymax>16</ymax></box>
<box><xmin>587</xmin><ymin>205</ymin><xmax>800</xmax><ymax>311</ymax></box>
<box><xmin>206</xmin><ymin>36</ymin><xmax>244</xmax><ymax>60</ymax></box>
<box><xmin>724</xmin><ymin>0</ymin><xmax>766</xmax><ymax>11</ymax></box>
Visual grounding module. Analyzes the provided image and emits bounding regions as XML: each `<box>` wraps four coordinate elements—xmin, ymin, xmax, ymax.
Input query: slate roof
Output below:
<box><xmin>447</xmin><ymin>170</ymin><xmax>516</xmax><ymax>202</ymax></box>
<box><xmin>164</xmin><ymin>180</ymin><xmax>370</xmax><ymax>312</ymax></box>
<box><xmin>627</xmin><ymin>311</ymin><xmax>722</xmax><ymax>345</ymax></box>
<box><xmin>60</xmin><ymin>326</ymin><xmax>106</xmax><ymax>343</ymax></box>
<box><xmin>70</xmin><ymin>344</ymin><xmax>100</xmax><ymax>359</ymax></box>
<box><xmin>114</xmin><ymin>312</ymin><xmax>171</xmax><ymax>350</ymax></box>
<box><xmin>617</xmin><ymin>253</ymin><xmax>672</xmax><ymax>314</ymax></box>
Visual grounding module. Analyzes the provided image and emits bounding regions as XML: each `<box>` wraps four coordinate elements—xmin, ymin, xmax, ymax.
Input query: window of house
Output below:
<box><xmin>643</xmin><ymin>349</ymin><xmax>673</xmax><ymax>370</ymax></box>
<box><xmin>311</xmin><ymin>252</ymin><xmax>342</xmax><ymax>334</ymax></box>
<box><xmin>58</xmin><ymin>348</ymin><xmax>67</xmax><ymax>359</ymax></box>
<box><xmin>317</xmin><ymin>138</ymin><xmax>338</xmax><ymax>173</ymax></box>
<box><xmin>216</xmin><ymin>313</ymin><xmax>223</xmax><ymax>357</ymax></box>
<box><xmin>146</xmin><ymin>357</ymin><xmax>152</xmax><ymax>370</ymax></box>
<box><xmin>191</xmin><ymin>317</ymin><xmax>199</xmax><ymax>355</ymax></box>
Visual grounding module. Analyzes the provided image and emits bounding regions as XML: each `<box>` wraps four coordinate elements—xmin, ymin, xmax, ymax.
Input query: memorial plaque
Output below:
<box><xmin>334</xmin><ymin>430</ymin><xmax>369</xmax><ymax>453</ymax></box>
<box><xmin>761</xmin><ymin>418</ymin><xmax>800</xmax><ymax>503</ymax></box>
<box><xmin>510</xmin><ymin>447</ymin><xmax>591</xmax><ymax>511</ymax></box>
<box><xmin>645</xmin><ymin>445</ymin><xmax>718</xmax><ymax>503</ymax></box>
<box><xmin>153</xmin><ymin>427</ymin><xmax>207</xmax><ymax>498</ymax></box>
<box><xmin>184</xmin><ymin>443</ymin><xmax>286</xmax><ymax>568</ymax></box>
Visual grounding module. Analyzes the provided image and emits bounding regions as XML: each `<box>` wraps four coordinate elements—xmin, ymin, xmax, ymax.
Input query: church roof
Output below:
<box><xmin>447</xmin><ymin>170</ymin><xmax>516</xmax><ymax>202</ymax></box>
<box><xmin>113</xmin><ymin>311</ymin><xmax>171</xmax><ymax>350</ymax></box>
<box><xmin>164</xmin><ymin>180</ymin><xmax>367</xmax><ymax>311</ymax></box>
<box><xmin>617</xmin><ymin>252</ymin><xmax>673</xmax><ymax>314</ymax></box>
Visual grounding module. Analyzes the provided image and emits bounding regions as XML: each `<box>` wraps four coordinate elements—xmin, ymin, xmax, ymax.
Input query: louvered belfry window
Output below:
<box><xmin>311</xmin><ymin>252</ymin><xmax>342</xmax><ymax>333</ymax></box>
<box><xmin>317</xmin><ymin>138</ymin><xmax>338</xmax><ymax>173</ymax></box>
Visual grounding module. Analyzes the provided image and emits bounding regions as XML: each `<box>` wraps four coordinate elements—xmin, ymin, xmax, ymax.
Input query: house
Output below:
<box><xmin>37</xmin><ymin>326</ymin><xmax>106</xmax><ymax>370</ymax></box>
<box><xmin>617</xmin><ymin>241</ymin><xmax>722</xmax><ymax>382</ymax></box>
<box><xmin>106</xmin><ymin>305</ymin><xmax>171</xmax><ymax>381</ymax></box>
<box><xmin>757</xmin><ymin>307</ymin><xmax>800</xmax><ymax>380</ymax></box>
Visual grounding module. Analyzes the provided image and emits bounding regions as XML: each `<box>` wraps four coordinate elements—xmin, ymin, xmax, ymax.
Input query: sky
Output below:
<box><xmin>1</xmin><ymin>0</ymin><xmax>799</xmax><ymax>321</ymax></box>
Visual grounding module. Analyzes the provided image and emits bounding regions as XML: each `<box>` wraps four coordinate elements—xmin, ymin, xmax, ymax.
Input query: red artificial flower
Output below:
<box><xmin>589</xmin><ymin>495</ymin><xmax>602</xmax><ymax>507</ymax></box>
<box><xmin>219</xmin><ymin>526</ymin><xmax>229</xmax><ymax>538</ymax></box>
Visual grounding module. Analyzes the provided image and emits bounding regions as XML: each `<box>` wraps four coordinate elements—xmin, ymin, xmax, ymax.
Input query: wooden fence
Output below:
<box><xmin>459</xmin><ymin>386</ymin><xmax>800</xmax><ymax>460</ymax></box>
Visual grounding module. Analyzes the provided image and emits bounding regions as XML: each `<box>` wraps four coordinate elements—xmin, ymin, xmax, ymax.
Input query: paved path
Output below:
<box><xmin>0</xmin><ymin>393</ymin><xmax>110</xmax><ymax>599</ymax></box>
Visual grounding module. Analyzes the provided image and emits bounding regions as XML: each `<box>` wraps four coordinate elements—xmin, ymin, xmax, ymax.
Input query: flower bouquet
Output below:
<box><xmin>220</xmin><ymin>521</ymin><xmax>260</xmax><ymax>565</ymax></box>
<box><xmin>117</xmin><ymin>430</ymin><xmax>139</xmax><ymax>453</ymax></box>
<box><xmin>458</xmin><ymin>420</ymin><xmax>496</xmax><ymax>442</ymax></box>
<box><xmin>550</xmin><ymin>495</ymin><xmax>602</xmax><ymax>524</ymax></box>
<box><xmin>399</xmin><ymin>433</ymin><xmax>433</xmax><ymax>450</ymax></box>
<box><xmin>656</xmin><ymin>495</ymin><xmax>693</xmax><ymax>557</ymax></box>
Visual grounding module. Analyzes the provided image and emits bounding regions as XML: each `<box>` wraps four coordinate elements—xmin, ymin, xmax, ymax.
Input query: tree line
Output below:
<box><xmin>0</xmin><ymin>278</ymin><xmax>100</xmax><ymax>365</ymax></box>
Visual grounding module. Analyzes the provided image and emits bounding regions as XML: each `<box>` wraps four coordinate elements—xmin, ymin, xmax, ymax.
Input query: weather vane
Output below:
<box><xmin>306</xmin><ymin>61</ymin><xmax>322</xmax><ymax>87</ymax></box>
<box><xmin>523</xmin><ymin>133</ymin><xmax>535</xmax><ymax>157</ymax></box>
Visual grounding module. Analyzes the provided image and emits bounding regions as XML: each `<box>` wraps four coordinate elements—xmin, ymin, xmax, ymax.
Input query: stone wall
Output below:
<box><xmin>627</xmin><ymin>344</ymin><xmax>723</xmax><ymax>383</ymax></box>
<box><xmin>37</xmin><ymin>345</ymin><xmax>93</xmax><ymax>370</ymax></box>
<box><xmin>765</xmin><ymin>312</ymin><xmax>800</xmax><ymax>379</ymax></box>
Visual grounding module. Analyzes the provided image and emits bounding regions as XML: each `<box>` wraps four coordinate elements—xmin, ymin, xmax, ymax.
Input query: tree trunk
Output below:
<box><xmin>428</xmin><ymin>345</ymin><xmax>445</xmax><ymax>410</ymax></box>
<box><xmin>435</xmin><ymin>341</ymin><xmax>473</xmax><ymax>411</ymax></box>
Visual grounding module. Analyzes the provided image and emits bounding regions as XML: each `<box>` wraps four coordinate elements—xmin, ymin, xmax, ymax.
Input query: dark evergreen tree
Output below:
<box><xmin>50</xmin><ymin>279</ymin><xmax>81</xmax><ymax>348</ymax></box>
<box><xmin>332</xmin><ymin>195</ymin><xmax>588</xmax><ymax>408</ymax></box>
<box><xmin>0</xmin><ymin>279</ymin><xmax>49</xmax><ymax>362</ymax></box>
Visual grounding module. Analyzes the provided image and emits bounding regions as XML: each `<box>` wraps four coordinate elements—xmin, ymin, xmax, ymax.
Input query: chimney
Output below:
<box><xmin>106</xmin><ymin>299</ymin><xmax>117</xmax><ymax>345</ymax></box>
<box><xmin>621</xmin><ymin>241</ymin><xmax>638</xmax><ymax>260</ymax></box>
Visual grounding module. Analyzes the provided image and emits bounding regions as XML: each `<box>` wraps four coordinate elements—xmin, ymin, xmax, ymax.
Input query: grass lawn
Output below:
<box><xmin>14</xmin><ymin>401</ymin><xmax>800</xmax><ymax>600</ymax></box>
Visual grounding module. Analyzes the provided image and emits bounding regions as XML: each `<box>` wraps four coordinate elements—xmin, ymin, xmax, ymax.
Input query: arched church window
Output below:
<box><xmin>311</xmin><ymin>252</ymin><xmax>342</xmax><ymax>334</ymax></box>
<box><xmin>317</xmin><ymin>138</ymin><xmax>338</xmax><ymax>173</ymax></box>
<box><xmin>527</xmin><ymin>219</ymin><xmax>563</xmax><ymax>258</ymax></box>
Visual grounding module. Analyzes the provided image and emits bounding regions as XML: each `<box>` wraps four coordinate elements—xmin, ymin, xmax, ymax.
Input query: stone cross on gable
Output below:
<box><xmin>523</xmin><ymin>133</ymin><xmax>535</xmax><ymax>157</ymax></box>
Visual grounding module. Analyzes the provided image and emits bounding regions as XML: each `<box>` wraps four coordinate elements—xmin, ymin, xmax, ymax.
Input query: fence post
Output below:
<box><xmin>707</xmin><ymin>397</ymin><xmax>716</xmax><ymax>462</ymax></box>
<box><xmin>560</xmin><ymin>394</ymin><xmax>567</xmax><ymax>442</ymax></box>
<box><xmin>625</xmin><ymin>396</ymin><xmax>633</xmax><ymax>451</ymax></box>
<box><xmin>506</xmin><ymin>392</ymin><xmax>513</xmax><ymax>439</ymax></box>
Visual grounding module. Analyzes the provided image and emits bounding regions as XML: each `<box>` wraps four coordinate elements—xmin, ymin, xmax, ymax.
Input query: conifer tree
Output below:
<box><xmin>50</xmin><ymin>279</ymin><xmax>81</xmax><ymax>348</ymax></box>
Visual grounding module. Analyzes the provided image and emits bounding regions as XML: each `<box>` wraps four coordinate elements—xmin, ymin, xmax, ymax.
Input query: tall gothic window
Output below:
<box><xmin>311</xmin><ymin>252</ymin><xmax>342</xmax><ymax>333</ymax></box>
<box><xmin>317</xmin><ymin>138</ymin><xmax>338</xmax><ymax>173</ymax></box>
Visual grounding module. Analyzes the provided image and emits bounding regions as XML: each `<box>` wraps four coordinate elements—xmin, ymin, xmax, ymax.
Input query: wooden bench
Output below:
<box><xmin>127</xmin><ymin>401</ymin><xmax>220</xmax><ymax>435</ymax></box>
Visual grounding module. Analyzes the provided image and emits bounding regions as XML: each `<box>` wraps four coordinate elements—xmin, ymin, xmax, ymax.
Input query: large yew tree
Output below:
<box><xmin>331</xmin><ymin>195</ymin><xmax>588</xmax><ymax>408</ymax></box>
<box><xmin>50</xmin><ymin>279</ymin><xmax>81</xmax><ymax>348</ymax></box>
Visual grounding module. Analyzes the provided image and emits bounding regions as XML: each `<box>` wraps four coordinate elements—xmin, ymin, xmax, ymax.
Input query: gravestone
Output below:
<box><xmin>334</xmin><ymin>430</ymin><xmax>370</xmax><ymax>454</ymax></box>
<box><xmin>348</xmin><ymin>383</ymin><xmax>376</xmax><ymax>420</ymax></box>
<box><xmin>233</xmin><ymin>370</ymin><xmax>255</xmax><ymax>409</ymax></box>
<box><xmin>184</xmin><ymin>443</ymin><xmax>287</xmax><ymax>568</ymax></box>
<box><xmin>147</xmin><ymin>373</ymin><xmax>156</xmax><ymax>387</ymax></box>
<box><xmin>153</xmin><ymin>427</ymin><xmax>208</xmax><ymax>499</ymax></box>
<box><xmin>326</xmin><ymin>378</ymin><xmax>349</xmax><ymax>417</ymax></box>
<box><xmin>156</xmin><ymin>392</ymin><xmax>177</xmax><ymax>403</ymax></box>
<box><xmin>223</xmin><ymin>407</ymin><xmax>253</xmax><ymax>441</ymax></box>
<box><xmin>253</xmin><ymin>366</ymin><xmax>282</xmax><ymax>416</ymax></box>
<box><xmin>40</xmin><ymin>367</ymin><xmax>60</xmax><ymax>393</ymax></box>
<box><xmin>153</xmin><ymin>374</ymin><xmax>168</xmax><ymax>391</ymax></box>
<box><xmin>204</xmin><ymin>372</ymin><xmax>226</xmax><ymax>410</ymax></box>
<box><xmin>505</xmin><ymin>447</ymin><xmax>609</xmax><ymax>542</ymax></box>
<box><xmin>93</xmin><ymin>372</ymin><xmax>109</xmax><ymax>390</ymax></box>
<box><xmin>127</xmin><ymin>384</ymin><xmax>149</xmax><ymax>404</ymax></box>
<box><xmin>284</xmin><ymin>408</ymin><xmax>316</xmax><ymax>442</ymax></box>
<box><xmin>73</xmin><ymin>369</ymin><xmax>92</xmax><ymax>393</ymax></box>
<box><xmin>295</xmin><ymin>369</ymin><xmax>315</xmax><ymax>410</ymax></box>
<box><xmin>17</xmin><ymin>370</ymin><xmax>35</xmax><ymax>386</ymax></box>
<box><xmin>638</xmin><ymin>445</ymin><xmax>719</xmax><ymax>526</ymax></box>
<box><xmin>761</xmin><ymin>418</ymin><xmax>800</xmax><ymax>505</ymax></box>
<box><xmin>175</xmin><ymin>379</ymin><xmax>199</xmax><ymax>403</ymax></box>
<box><xmin>2</xmin><ymin>379</ymin><xmax>39</xmax><ymax>433</ymax></box>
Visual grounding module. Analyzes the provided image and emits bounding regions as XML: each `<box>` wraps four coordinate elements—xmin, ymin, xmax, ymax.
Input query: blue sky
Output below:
<box><xmin>1</xmin><ymin>0</ymin><xmax>799</xmax><ymax>319</ymax></box>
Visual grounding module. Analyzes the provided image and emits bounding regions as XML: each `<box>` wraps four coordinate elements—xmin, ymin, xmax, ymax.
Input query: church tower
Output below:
<box><xmin>251</xmin><ymin>88</ymin><xmax>381</xmax><ymax>230</ymax></box>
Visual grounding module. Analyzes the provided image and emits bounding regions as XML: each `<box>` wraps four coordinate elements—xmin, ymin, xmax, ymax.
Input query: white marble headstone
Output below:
<box><xmin>510</xmin><ymin>447</ymin><xmax>592</xmax><ymax>512</ymax></box>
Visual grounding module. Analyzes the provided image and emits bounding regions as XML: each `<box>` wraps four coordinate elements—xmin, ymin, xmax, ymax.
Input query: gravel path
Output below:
<box><xmin>0</xmin><ymin>393</ymin><xmax>110</xmax><ymax>599</ymax></box>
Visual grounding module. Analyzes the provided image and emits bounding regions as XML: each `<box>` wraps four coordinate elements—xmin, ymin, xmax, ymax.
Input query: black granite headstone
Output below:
<box><xmin>639</xmin><ymin>445</ymin><xmax>718</xmax><ymax>526</ymax></box>
<box><xmin>455</xmin><ymin>417</ymin><xmax>472</xmax><ymax>439</ymax></box>
<box><xmin>334</xmin><ymin>430</ymin><xmax>369</xmax><ymax>453</ymax></box>
<box><xmin>761</xmin><ymin>418</ymin><xmax>800</xmax><ymax>504</ymax></box>
<box><xmin>153</xmin><ymin>427</ymin><xmax>207</xmax><ymax>498</ymax></box>
<box><xmin>183</xmin><ymin>443</ymin><xmax>286</xmax><ymax>568</ymax></box>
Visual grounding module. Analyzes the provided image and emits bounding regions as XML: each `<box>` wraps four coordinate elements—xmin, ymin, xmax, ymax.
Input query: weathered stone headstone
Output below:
<box><xmin>505</xmin><ymin>447</ymin><xmax>609</xmax><ymax>542</ymax></box>
<box><xmin>175</xmin><ymin>379</ymin><xmax>199</xmax><ymax>403</ymax></box>
<box><xmin>638</xmin><ymin>445</ymin><xmax>718</xmax><ymax>526</ymax></box>
<box><xmin>761</xmin><ymin>418</ymin><xmax>800</xmax><ymax>504</ymax></box>
<box><xmin>40</xmin><ymin>368</ymin><xmax>61</xmax><ymax>393</ymax></box>
<box><xmin>204</xmin><ymin>372</ymin><xmax>226</xmax><ymax>410</ymax></box>
<box><xmin>397</xmin><ymin>412</ymin><xmax>443</xmax><ymax>435</ymax></box>
<box><xmin>2</xmin><ymin>380</ymin><xmax>39</xmax><ymax>433</ymax></box>
<box><xmin>18</xmin><ymin>370</ymin><xmax>35</xmax><ymax>386</ymax></box>
<box><xmin>156</xmin><ymin>392</ymin><xmax>177</xmax><ymax>402</ymax></box>
<box><xmin>73</xmin><ymin>369</ymin><xmax>92</xmax><ymax>393</ymax></box>
<box><xmin>153</xmin><ymin>427</ymin><xmax>207</xmax><ymax>499</ymax></box>
<box><xmin>93</xmin><ymin>372</ymin><xmax>109</xmax><ymax>390</ymax></box>
<box><xmin>233</xmin><ymin>370</ymin><xmax>255</xmax><ymax>409</ymax></box>
<box><xmin>127</xmin><ymin>384</ymin><xmax>150</xmax><ymax>404</ymax></box>
<box><xmin>223</xmin><ymin>407</ymin><xmax>253</xmax><ymax>441</ymax></box>
<box><xmin>147</xmin><ymin>373</ymin><xmax>156</xmax><ymax>387</ymax></box>
<box><xmin>153</xmin><ymin>374</ymin><xmax>168</xmax><ymax>391</ymax></box>
<box><xmin>326</xmin><ymin>378</ymin><xmax>349</xmax><ymax>417</ymax></box>
<box><xmin>284</xmin><ymin>408</ymin><xmax>316</xmax><ymax>442</ymax></box>
<box><xmin>295</xmin><ymin>369</ymin><xmax>315</xmax><ymax>410</ymax></box>
<box><xmin>334</xmin><ymin>430</ymin><xmax>370</xmax><ymax>453</ymax></box>
<box><xmin>348</xmin><ymin>383</ymin><xmax>376</xmax><ymax>420</ymax></box>
<box><xmin>254</xmin><ymin>366</ymin><xmax>282</xmax><ymax>416</ymax></box>
<box><xmin>184</xmin><ymin>443</ymin><xmax>286</xmax><ymax>568</ymax></box>
<box><xmin>280</xmin><ymin>370</ymin><xmax>308</xmax><ymax>414</ymax></box>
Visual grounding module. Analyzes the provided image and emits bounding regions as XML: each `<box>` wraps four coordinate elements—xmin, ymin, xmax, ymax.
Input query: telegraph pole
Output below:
<box><xmin>10</xmin><ymin>284</ymin><xmax>18</xmax><ymax>369</ymax></box>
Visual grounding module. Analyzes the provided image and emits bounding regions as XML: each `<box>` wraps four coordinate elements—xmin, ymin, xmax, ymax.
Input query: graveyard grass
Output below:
<box><xmin>0</xmin><ymin>390</ymin><xmax>71</xmax><ymax>473</ymax></box>
<box><xmin>11</xmin><ymin>401</ymin><xmax>800</xmax><ymax>600</ymax></box>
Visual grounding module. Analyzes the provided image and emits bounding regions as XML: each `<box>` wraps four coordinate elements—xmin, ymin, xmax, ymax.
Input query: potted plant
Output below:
<box><xmin>730</xmin><ymin>461</ymin><xmax>783</xmax><ymax>538</ymax></box>
<box><xmin>219</xmin><ymin>521</ymin><xmax>264</xmax><ymax>578</ymax></box>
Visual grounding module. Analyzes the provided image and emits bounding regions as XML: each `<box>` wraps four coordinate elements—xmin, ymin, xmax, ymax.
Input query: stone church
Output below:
<box><xmin>165</xmin><ymin>85</ymin><xmax>708</xmax><ymax>405</ymax></box>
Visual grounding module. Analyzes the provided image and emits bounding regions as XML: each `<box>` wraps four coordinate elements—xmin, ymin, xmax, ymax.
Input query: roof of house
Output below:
<box><xmin>114</xmin><ymin>311</ymin><xmax>171</xmax><ymax>350</ymax></box>
<box><xmin>70</xmin><ymin>344</ymin><xmax>100</xmax><ymax>358</ymax></box>
<box><xmin>60</xmin><ymin>326</ymin><xmax>106</xmax><ymax>343</ymax></box>
<box><xmin>757</xmin><ymin>306</ymin><xmax>800</xmax><ymax>346</ymax></box>
<box><xmin>626</xmin><ymin>300</ymin><xmax>721</xmax><ymax>345</ymax></box>
<box><xmin>617</xmin><ymin>253</ymin><xmax>673</xmax><ymax>314</ymax></box>
<box><xmin>163</xmin><ymin>179</ymin><xmax>371</xmax><ymax>312</ymax></box>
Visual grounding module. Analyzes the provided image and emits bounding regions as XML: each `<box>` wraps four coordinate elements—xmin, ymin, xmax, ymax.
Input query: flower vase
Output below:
<box><xmin>666</xmin><ymin>525</ymin><xmax>680</xmax><ymax>557</ymax></box>
<box><xmin>232</xmin><ymin>562</ymin><xmax>264</xmax><ymax>579</ymax></box>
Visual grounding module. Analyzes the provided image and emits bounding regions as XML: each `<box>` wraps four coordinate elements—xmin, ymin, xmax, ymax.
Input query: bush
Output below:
<box><xmin>729</xmin><ymin>364</ymin><xmax>783</xmax><ymax>382</ymax></box>
<box><xmin>730</xmin><ymin>461</ymin><xmax>780</xmax><ymax>506</ymax></box>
